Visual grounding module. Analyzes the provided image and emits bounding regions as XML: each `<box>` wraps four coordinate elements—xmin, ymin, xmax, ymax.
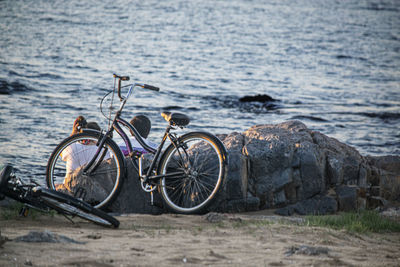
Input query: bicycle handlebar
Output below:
<box><xmin>113</xmin><ymin>74</ymin><xmax>160</xmax><ymax>102</ymax></box>
<box><xmin>143</xmin><ymin>84</ymin><xmax>160</xmax><ymax>92</ymax></box>
<box><xmin>113</xmin><ymin>73</ymin><xmax>129</xmax><ymax>100</ymax></box>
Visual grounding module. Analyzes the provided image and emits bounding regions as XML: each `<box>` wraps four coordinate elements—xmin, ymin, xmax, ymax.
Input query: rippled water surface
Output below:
<box><xmin>1</xmin><ymin>0</ymin><xmax>399</xmax><ymax>180</ymax></box>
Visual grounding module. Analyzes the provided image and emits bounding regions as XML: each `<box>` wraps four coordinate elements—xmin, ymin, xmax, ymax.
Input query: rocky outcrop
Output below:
<box><xmin>216</xmin><ymin>120</ymin><xmax>400</xmax><ymax>215</ymax></box>
<box><xmin>59</xmin><ymin>120</ymin><xmax>400</xmax><ymax>215</ymax></box>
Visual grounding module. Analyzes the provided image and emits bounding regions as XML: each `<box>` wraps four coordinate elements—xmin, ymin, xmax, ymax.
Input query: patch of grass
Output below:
<box><xmin>1</xmin><ymin>202</ymin><xmax>24</xmax><ymax>220</ymax></box>
<box><xmin>305</xmin><ymin>210</ymin><xmax>400</xmax><ymax>233</ymax></box>
<box><xmin>232</xmin><ymin>219</ymin><xmax>274</xmax><ymax>229</ymax></box>
<box><xmin>1</xmin><ymin>202</ymin><xmax>52</xmax><ymax>220</ymax></box>
<box><xmin>210</xmin><ymin>221</ymin><xmax>226</xmax><ymax>229</ymax></box>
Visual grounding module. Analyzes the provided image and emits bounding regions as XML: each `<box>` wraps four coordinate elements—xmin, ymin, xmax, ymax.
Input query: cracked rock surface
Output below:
<box><xmin>213</xmin><ymin>120</ymin><xmax>400</xmax><ymax>215</ymax></box>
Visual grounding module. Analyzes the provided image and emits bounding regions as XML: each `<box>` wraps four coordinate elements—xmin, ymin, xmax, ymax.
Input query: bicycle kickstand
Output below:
<box><xmin>150</xmin><ymin>191</ymin><xmax>154</xmax><ymax>206</ymax></box>
<box><xmin>149</xmin><ymin>190</ymin><xmax>163</xmax><ymax>209</ymax></box>
<box><xmin>19</xmin><ymin>205</ymin><xmax>30</xmax><ymax>217</ymax></box>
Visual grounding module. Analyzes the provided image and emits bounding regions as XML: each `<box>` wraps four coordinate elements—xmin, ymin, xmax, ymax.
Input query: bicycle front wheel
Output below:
<box><xmin>46</xmin><ymin>130</ymin><xmax>125</xmax><ymax>210</ymax></box>
<box><xmin>158</xmin><ymin>132</ymin><xmax>228</xmax><ymax>214</ymax></box>
<box><xmin>39</xmin><ymin>188</ymin><xmax>119</xmax><ymax>228</ymax></box>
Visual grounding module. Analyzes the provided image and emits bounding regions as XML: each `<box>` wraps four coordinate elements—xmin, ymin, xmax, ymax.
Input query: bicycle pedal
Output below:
<box><xmin>19</xmin><ymin>206</ymin><xmax>29</xmax><ymax>217</ymax></box>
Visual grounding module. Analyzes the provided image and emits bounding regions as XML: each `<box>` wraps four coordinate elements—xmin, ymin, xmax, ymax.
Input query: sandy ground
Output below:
<box><xmin>0</xmin><ymin>209</ymin><xmax>399</xmax><ymax>267</ymax></box>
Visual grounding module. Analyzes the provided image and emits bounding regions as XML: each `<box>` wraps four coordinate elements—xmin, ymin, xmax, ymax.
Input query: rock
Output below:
<box><xmin>366</xmin><ymin>155</ymin><xmax>400</xmax><ymax>174</ymax></box>
<box><xmin>58</xmin><ymin>154</ymin><xmax>164</xmax><ymax>214</ymax></box>
<box><xmin>335</xmin><ymin>185</ymin><xmax>358</xmax><ymax>212</ymax></box>
<box><xmin>285</xmin><ymin>245</ymin><xmax>329</xmax><ymax>257</ymax></box>
<box><xmin>225</xmin><ymin>196</ymin><xmax>260</xmax><ymax>213</ymax></box>
<box><xmin>239</xmin><ymin>94</ymin><xmax>277</xmax><ymax>103</ymax></box>
<box><xmin>14</xmin><ymin>230</ymin><xmax>85</xmax><ymax>244</ymax></box>
<box><xmin>108</xmin><ymin>157</ymin><xmax>164</xmax><ymax>214</ymax></box>
<box><xmin>234</xmin><ymin>121</ymin><xmax>339</xmax><ymax>213</ymax></box>
<box><xmin>204</xmin><ymin>212</ymin><xmax>226</xmax><ymax>223</ymax></box>
<box><xmin>379</xmin><ymin>171</ymin><xmax>400</xmax><ymax>202</ymax></box>
<box><xmin>366</xmin><ymin>155</ymin><xmax>400</xmax><ymax>202</ymax></box>
<box><xmin>367</xmin><ymin>196</ymin><xmax>389</xmax><ymax>209</ymax></box>
<box><xmin>219</xmin><ymin>132</ymin><xmax>248</xmax><ymax>200</ymax></box>
<box><xmin>217</xmin><ymin>120</ymin><xmax>399</xmax><ymax>214</ymax></box>
<box><xmin>297</xmin><ymin>144</ymin><xmax>326</xmax><ymax>199</ymax></box>
<box><xmin>242</xmin><ymin>121</ymin><xmax>310</xmax><ymax>208</ymax></box>
<box><xmin>379</xmin><ymin>207</ymin><xmax>400</xmax><ymax>221</ymax></box>
<box><xmin>57</xmin><ymin>160</ymin><xmax>121</xmax><ymax>205</ymax></box>
<box><xmin>86</xmin><ymin>234</ymin><xmax>102</xmax><ymax>240</ymax></box>
<box><xmin>275</xmin><ymin>195</ymin><xmax>337</xmax><ymax>216</ymax></box>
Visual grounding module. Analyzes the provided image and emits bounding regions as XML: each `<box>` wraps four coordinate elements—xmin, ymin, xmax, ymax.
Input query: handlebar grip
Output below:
<box><xmin>143</xmin><ymin>84</ymin><xmax>160</xmax><ymax>91</ymax></box>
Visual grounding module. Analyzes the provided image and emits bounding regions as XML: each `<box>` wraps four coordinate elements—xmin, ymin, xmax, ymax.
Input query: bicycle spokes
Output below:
<box><xmin>160</xmin><ymin>133</ymin><xmax>225</xmax><ymax>213</ymax></box>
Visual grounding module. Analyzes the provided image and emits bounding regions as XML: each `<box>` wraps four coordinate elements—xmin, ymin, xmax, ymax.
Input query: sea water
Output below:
<box><xmin>0</xmin><ymin>0</ymin><xmax>399</xmax><ymax>181</ymax></box>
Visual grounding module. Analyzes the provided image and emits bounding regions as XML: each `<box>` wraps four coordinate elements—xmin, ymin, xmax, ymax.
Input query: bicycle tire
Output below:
<box><xmin>46</xmin><ymin>130</ymin><xmax>125</xmax><ymax>210</ymax></box>
<box><xmin>157</xmin><ymin>131</ymin><xmax>228</xmax><ymax>214</ymax></box>
<box><xmin>38</xmin><ymin>188</ymin><xmax>120</xmax><ymax>228</ymax></box>
<box><xmin>0</xmin><ymin>164</ymin><xmax>13</xmax><ymax>191</ymax></box>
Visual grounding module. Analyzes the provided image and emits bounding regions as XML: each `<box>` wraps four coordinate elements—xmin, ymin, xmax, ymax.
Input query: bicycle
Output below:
<box><xmin>46</xmin><ymin>74</ymin><xmax>228</xmax><ymax>214</ymax></box>
<box><xmin>0</xmin><ymin>164</ymin><xmax>120</xmax><ymax>228</ymax></box>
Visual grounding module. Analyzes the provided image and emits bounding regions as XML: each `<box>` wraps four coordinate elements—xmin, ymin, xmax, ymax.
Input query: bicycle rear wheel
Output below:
<box><xmin>39</xmin><ymin>188</ymin><xmax>120</xmax><ymax>228</ymax></box>
<box><xmin>158</xmin><ymin>132</ymin><xmax>228</xmax><ymax>214</ymax></box>
<box><xmin>46</xmin><ymin>130</ymin><xmax>125</xmax><ymax>210</ymax></box>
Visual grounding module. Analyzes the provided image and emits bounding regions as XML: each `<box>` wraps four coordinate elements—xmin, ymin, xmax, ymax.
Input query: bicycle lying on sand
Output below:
<box><xmin>0</xmin><ymin>164</ymin><xmax>119</xmax><ymax>227</ymax></box>
<box><xmin>46</xmin><ymin>74</ymin><xmax>228</xmax><ymax>214</ymax></box>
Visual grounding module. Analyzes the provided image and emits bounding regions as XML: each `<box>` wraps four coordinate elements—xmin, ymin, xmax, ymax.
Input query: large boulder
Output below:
<box><xmin>217</xmin><ymin>120</ymin><xmax>400</xmax><ymax>215</ymax></box>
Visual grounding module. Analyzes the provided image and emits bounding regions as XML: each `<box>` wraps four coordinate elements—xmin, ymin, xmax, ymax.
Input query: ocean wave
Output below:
<box><xmin>359</xmin><ymin>112</ymin><xmax>400</xmax><ymax>120</ymax></box>
<box><xmin>162</xmin><ymin>105</ymin><xmax>200</xmax><ymax>112</ymax></box>
<box><xmin>290</xmin><ymin>115</ymin><xmax>328</xmax><ymax>122</ymax></box>
<box><xmin>330</xmin><ymin>111</ymin><xmax>400</xmax><ymax>121</ymax></box>
<box><xmin>335</xmin><ymin>55</ymin><xmax>368</xmax><ymax>61</ymax></box>
<box><xmin>8</xmin><ymin>70</ymin><xmax>63</xmax><ymax>80</ymax></box>
<box><xmin>0</xmin><ymin>79</ymin><xmax>32</xmax><ymax>94</ymax></box>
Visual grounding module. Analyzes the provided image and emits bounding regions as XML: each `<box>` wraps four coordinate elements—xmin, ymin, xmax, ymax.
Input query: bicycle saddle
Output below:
<box><xmin>161</xmin><ymin>112</ymin><xmax>190</xmax><ymax>127</ymax></box>
<box><xmin>0</xmin><ymin>164</ymin><xmax>13</xmax><ymax>191</ymax></box>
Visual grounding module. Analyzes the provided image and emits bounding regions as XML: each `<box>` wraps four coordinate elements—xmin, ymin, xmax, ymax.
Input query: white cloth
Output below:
<box><xmin>61</xmin><ymin>143</ymin><xmax>110</xmax><ymax>174</ymax></box>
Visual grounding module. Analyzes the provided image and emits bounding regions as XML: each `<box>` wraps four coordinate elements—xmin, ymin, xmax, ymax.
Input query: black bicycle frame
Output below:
<box><xmin>115</xmin><ymin>116</ymin><xmax>186</xmax><ymax>181</ymax></box>
<box><xmin>83</xmin><ymin>112</ymin><xmax>185</xmax><ymax>182</ymax></box>
<box><xmin>2</xmin><ymin>183</ymin><xmax>49</xmax><ymax>212</ymax></box>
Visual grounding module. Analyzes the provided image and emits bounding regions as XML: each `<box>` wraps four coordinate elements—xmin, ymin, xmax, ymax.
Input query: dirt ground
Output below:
<box><xmin>0</xmin><ymin>209</ymin><xmax>399</xmax><ymax>267</ymax></box>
